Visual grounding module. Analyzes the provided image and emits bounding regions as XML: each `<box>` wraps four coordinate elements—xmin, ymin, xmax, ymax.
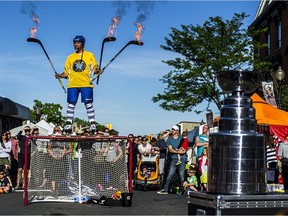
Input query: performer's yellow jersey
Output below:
<box><xmin>63</xmin><ymin>50</ymin><xmax>98</xmax><ymax>88</ymax></box>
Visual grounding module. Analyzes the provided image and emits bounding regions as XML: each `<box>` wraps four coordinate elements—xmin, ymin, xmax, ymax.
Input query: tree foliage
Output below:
<box><xmin>152</xmin><ymin>13</ymin><xmax>270</xmax><ymax>114</ymax></box>
<box><xmin>31</xmin><ymin>99</ymin><xmax>65</xmax><ymax>124</ymax></box>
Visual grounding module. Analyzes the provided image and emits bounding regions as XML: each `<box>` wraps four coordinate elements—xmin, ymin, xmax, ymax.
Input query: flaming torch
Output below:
<box><xmin>27</xmin><ymin>13</ymin><xmax>66</xmax><ymax>93</ymax></box>
<box><xmin>107</xmin><ymin>16</ymin><xmax>119</xmax><ymax>38</ymax></box>
<box><xmin>95</xmin><ymin>17</ymin><xmax>119</xmax><ymax>84</ymax></box>
<box><xmin>134</xmin><ymin>22</ymin><xmax>144</xmax><ymax>44</ymax></box>
<box><xmin>90</xmin><ymin>21</ymin><xmax>144</xmax><ymax>84</ymax></box>
<box><xmin>30</xmin><ymin>14</ymin><xmax>40</xmax><ymax>38</ymax></box>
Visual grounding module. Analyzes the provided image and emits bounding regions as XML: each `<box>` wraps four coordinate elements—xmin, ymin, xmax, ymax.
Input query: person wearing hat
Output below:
<box><xmin>158</xmin><ymin>125</ymin><xmax>187</xmax><ymax>195</ymax></box>
<box><xmin>55</xmin><ymin>35</ymin><xmax>102</xmax><ymax>134</ymax></box>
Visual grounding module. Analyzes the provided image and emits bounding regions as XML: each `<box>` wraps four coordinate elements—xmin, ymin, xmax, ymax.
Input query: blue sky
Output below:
<box><xmin>0</xmin><ymin>1</ymin><xmax>259</xmax><ymax>136</ymax></box>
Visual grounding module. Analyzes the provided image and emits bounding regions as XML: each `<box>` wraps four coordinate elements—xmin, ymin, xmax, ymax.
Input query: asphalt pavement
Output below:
<box><xmin>0</xmin><ymin>189</ymin><xmax>188</xmax><ymax>215</ymax></box>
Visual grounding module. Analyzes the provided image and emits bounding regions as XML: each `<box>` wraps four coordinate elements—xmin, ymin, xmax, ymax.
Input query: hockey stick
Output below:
<box><xmin>96</xmin><ymin>37</ymin><xmax>116</xmax><ymax>85</ymax></box>
<box><xmin>90</xmin><ymin>40</ymin><xmax>144</xmax><ymax>84</ymax></box>
<box><xmin>27</xmin><ymin>38</ymin><xmax>67</xmax><ymax>94</ymax></box>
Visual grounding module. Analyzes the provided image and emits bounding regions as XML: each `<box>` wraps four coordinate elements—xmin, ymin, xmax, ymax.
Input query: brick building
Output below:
<box><xmin>250</xmin><ymin>0</ymin><xmax>288</xmax><ymax>81</ymax></box>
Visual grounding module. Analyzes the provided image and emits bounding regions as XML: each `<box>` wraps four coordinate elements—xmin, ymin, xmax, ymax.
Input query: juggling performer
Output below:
<box><xmin>55</xmin><ymin>35</ymin><xmax>102</xmax><ymax>134</ymax></box>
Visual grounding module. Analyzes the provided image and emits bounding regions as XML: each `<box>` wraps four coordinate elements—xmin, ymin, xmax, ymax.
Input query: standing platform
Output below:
<box><xmin>187</xmin><ymin>191</ymin><xmax>288</xmax><ymax>215</ymax></box>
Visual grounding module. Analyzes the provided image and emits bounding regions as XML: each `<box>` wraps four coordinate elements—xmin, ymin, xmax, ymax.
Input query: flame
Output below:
<box><xmin>134</xmin><ymin>22</ymin><xmax>144</xmax><ymax>42</ymax></box>
<box><xmin>30</xmin><ymin>26</ymin><xmax>37</xmax><ymax>38</ymax></box>
<box><xmin>33</xmin><ymin>14</ymin><xmax>40</xmax><ymax>24</ymax></box>
<box><xmin>107</xmin><ymin>16</ymin><xmax>119</xmax><ymax>37</ymax></box>
<box><xmin>30</xmin><ymin>14</ymin><xmax>40</xmax><ymax>38</ymax></box>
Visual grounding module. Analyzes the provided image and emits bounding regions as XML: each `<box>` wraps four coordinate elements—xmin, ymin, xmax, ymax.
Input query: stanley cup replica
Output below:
<box><xmin>208</xmin><ymin>70</ymin><xmax>266</xmax><ymax>194</ymax></box>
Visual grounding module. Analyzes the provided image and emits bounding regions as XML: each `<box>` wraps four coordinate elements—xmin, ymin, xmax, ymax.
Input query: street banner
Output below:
<box><xmin>206</xmin><ymin>112</ymin><xmax>214</xmax><ymax>128</ymax></box>
<box><xmin>262</xmin><ymin>81</ymin><xmax>277</xmax><ymax>107</ymax></box>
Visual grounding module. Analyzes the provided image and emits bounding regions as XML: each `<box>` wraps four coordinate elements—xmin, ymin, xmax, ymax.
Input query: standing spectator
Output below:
<box><xmin>47</xmin><ymin>126</ymin><xmax>71</xmax><ymax>192</ymax></box>
<box><xmin>55</xmin><ymin>35</ymin><xmax>102</xmax><ymax>134</ymax></box>
<box><xmin>138</xmin><ymin>137</ymin><xmax>152</xmax><ymax>159</ymax></box>
<box><xmin>198</xmin><ymin>147</ymin><xmax>208</xmax><ymax>191</ymax></box>
<box><xmin>195</xmin><ymin>125</ymin><xmax>209</xmax><ymax>158</ymax></box>
<box><xmin>157</xmin><ymin>125</ymin><xmax>186</xmax><ymax>195</ymax></box>
<box><xmin>0</xmin><ymin>132</ymin><xmax>12</xmax><ymax>177</ymax></box>
<box><xmin>102</xmin><ymin>141</ymin><xmax>124</xmax><ymax>190</ymax></box>
<box><xmin>266</xmin><ymin>135</ymin><xmax>278</xmax><ymax>183</ymax></box>
<box><xmin>7</xmin><ymin>131</ymin><xmax>18</xmax><ymax>187</ymax></box>
<box><xmin>155</xmin><ymin>131</ymin><xmax>168</xmax><ymax>185</ymax></box>
<box><xmin>150</xmin><ymin>137</ymin><xmax>158</xmax><ymax>155</ymax></box>
<box><xmin>30</xmin><ymin>126</ymin><xmax>48</xmax><ymax>189</ymax></box>
<box><xmin>0</xmin><ymin>132</ymin><xmax>12</xmax><ymax>165</ymax></box>
<box><xmin>175</xmin><ymin>131</ymin><xmax>189</xmax><ymax>165</ymax></box>
<box><xmin>126</xmin><ymin>134</ymin><xmax>139</xmax><ymax>187</ymax></box>
<box><xmin>278</xmin><ymin>133</ymin><xmax>288</xmax><ymax>191</ymax></box>
<box><xmin>15</xmin><ymin>126</ymin><xmax>31</xmax><ymax>190</ymax></box>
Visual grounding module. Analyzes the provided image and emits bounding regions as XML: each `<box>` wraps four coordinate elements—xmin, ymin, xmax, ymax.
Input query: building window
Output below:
<box><xmin>276</xmin><ymin>20</ymin><xmax>282</xmax><ymax>49</ymax></box>
<box><xmin>267</xmin><ymin>32</ymin><xmax>271</xmax><ymax>56</ymax></box>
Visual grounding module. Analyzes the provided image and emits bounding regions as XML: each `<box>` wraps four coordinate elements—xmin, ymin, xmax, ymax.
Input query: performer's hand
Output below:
<box><xmin>94</xmin><ymin>68</ymin><xmax>103</xmax><ymax>75</ymax></box>
<box><xmin>55</xmin><ymin>73</ymin><xmax>61</xmax><ymax>79</ymax></box>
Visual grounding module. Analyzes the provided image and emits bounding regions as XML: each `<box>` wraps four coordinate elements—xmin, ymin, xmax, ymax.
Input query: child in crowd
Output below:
<box><xmin>140</xmin><ymin>166</ymin><xmax>151</xmax><ymax>179</ymax></box>
<box><xmin>198</xmin><ymin>147</ymin><xmax>208</xmax><ymax>191</ymax></box>
<box><xmin>0</xmin><ymin>169</ymin><xmax>11</xmax><ymax>193</ymax></box>
<box><xmin>176</xmin><ymin>131</ymin><xmax>189</xmax><ymax>165</ymax></box>
<box><xmin>183</xmin><ymin>167</ymin><xmax>198</xmax><ymax>194</ymax></box>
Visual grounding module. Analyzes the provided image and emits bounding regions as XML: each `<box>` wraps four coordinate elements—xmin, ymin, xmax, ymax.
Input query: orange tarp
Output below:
<box><xmin>251</xmin><ymin>93</ymin><xmax>288</xmax><ymax>126</ymax></box>
<box><xmin>213</xmin><ymin>93</ymin><xmax>288</xmax><ymax>141</ymax></box>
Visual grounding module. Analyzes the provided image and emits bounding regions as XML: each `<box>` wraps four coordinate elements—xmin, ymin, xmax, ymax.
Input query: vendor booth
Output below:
<box><xmin>251</xmin><ymin>93</ymin><xmax>288</xmax><ymax>141</ymax></box>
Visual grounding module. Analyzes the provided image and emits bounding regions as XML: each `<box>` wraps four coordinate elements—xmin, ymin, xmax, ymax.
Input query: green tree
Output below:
<box><xmin>152</xmin><ymin>13</ymin><xmax>270</xmax><ymax>114</ymax></box>
<box><xmin>31</xmin><ymin>99</ymin><xmax>65</xmax><ymax>124</ymax></box>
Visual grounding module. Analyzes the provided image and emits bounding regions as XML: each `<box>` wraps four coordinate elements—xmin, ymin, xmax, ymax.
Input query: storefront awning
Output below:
<box><xmin>0</xmin><ymin>97</ymin><xmax>32</xmax><ymax>120</ymax></box>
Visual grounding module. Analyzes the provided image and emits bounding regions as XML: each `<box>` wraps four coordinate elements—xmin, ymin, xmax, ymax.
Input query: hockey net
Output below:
<box><xmin>23</xmin><ymin>136</ymin><xmax>131</xmax><ymax>205</ymax></box>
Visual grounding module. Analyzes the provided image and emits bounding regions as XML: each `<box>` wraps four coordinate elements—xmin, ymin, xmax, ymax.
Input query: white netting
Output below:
<box><xmin>25</xmin><ymin>136</ymin><xmax>128</xmax><ymax>204</ymax></box>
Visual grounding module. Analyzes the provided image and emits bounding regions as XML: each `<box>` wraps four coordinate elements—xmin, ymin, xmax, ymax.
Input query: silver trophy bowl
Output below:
<box><xmin>216</xmin><ymin>70</ymin><xmax>258</xmax><ymax>93</ymax></box>
<box><xmin>208</xmin><ymin>70</ymin><xmax>266</xmax><ymax>195</ymax></box>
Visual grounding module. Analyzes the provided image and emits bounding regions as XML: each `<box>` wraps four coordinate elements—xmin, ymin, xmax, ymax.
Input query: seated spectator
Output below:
<box><xmin>140</xmin><ymin>166</ymin><xmax>151</xmax><ymax>179</ymax></box>
<box><xmin>0</xmin><ymin>169</ymin><xmax>11</xmax><ymax>193</ymax></box>
<box><xmin>183</xmin><ymin>167</ymin><xmax>198</xmax><ymax>194</ymax></box>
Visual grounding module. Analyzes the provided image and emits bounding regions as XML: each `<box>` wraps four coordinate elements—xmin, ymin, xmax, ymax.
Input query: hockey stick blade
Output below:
<box><xmin>128</xmin><ymin>40</ymin><xmax>144</xmax><ymax>46</ymax></box>
<box><xmin>27</xmin><ymin>37</ymin><xmax>42</xmax><ymax>45</ymax></box>
<box><xmin>103</xmin><ymin>37</ymin><xmax>116</xmax><ymax>43</ymax></box>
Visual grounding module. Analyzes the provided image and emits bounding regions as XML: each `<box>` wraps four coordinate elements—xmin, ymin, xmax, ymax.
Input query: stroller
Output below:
<box><xmin>134</xmin><ymin>155</ymin><xmax>161</xmax><ymax>192</ymax></box>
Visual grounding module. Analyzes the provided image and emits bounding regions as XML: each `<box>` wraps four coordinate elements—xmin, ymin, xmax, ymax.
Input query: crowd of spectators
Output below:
<box><xmin>125</xmin><ymin>125</ymin><xmax>210</xmax><ymax>196</ymax></box>
<box><xmin>0</xmin><ymin>126</ymin><xmax>40</xmax><ymax>192</ymax></box>
<box><xmin>1</xmin><ymin>123</ymin><xmax>288</xmax><ymax>196</ymax></box>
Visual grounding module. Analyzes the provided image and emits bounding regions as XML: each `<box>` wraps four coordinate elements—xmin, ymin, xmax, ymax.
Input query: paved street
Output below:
<box><xmin>0</xmin><ymin>190</ymin><xmax>187</xmax><ymax>215</ymax></box>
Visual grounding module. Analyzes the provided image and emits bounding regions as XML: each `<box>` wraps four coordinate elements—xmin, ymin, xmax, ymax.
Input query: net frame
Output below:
<box><xmin>23</xmin><ymin>135</ymin><xmax>132</xmax><ymax>206</ymax></box>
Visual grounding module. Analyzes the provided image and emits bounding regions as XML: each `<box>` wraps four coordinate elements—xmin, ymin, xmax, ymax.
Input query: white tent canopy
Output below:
<box><xmin>36</xmin><ymin>120</ymin><xmax>54</xmax><ymax>135</ymax></box>
<box><xmin>9</xmin><ymin>120</ymin><xmax>54</xmax><ymax>136</ymax></box>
